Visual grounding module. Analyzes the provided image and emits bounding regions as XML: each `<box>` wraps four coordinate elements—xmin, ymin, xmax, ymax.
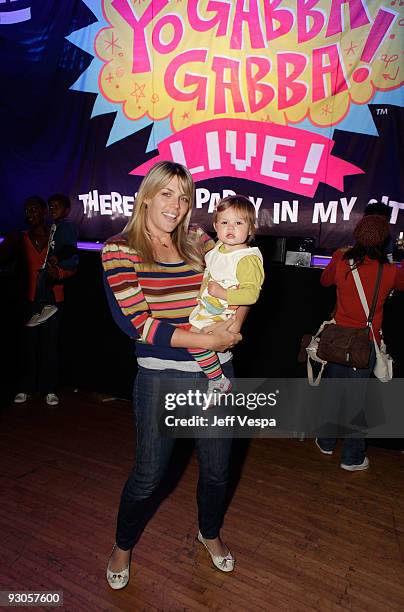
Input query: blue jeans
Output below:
<box><xmin>318</xmin><ymin>345</ymin><xmax>376</xmax><ymax>465</ymax></box>
<box><xmin>115</xmin><ymin>362</ymin><xmax>234</xmax><ymax>550</ymax></box>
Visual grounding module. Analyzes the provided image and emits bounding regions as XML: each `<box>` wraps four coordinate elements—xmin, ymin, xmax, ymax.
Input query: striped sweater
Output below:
<box><xmin>102</xmin><ymin>227</ymin><xmax>214</xmax><ymax>361</ymax></box>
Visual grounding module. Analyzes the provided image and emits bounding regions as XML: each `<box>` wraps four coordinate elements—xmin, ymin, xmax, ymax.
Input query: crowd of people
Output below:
<box><xmin>1</xmin><ymin>162</ymin><xmax>403</xmax><ymax>589</ymax></box>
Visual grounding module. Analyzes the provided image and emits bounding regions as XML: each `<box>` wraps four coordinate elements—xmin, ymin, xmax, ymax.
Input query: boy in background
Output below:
<box><xmin>26</xmin><ymin>194</ymin><xmax>78</xmax><ymax>327</ymax></box>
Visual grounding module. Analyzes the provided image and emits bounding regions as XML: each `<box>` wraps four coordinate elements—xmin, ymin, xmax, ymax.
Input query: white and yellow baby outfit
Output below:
<box><xmin>189</xmin><ymin>242</ymin><xmax>264</xmax><ymax>329</ymax></box>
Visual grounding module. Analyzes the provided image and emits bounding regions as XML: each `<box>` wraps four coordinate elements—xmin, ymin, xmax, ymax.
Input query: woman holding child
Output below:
<box><xmin>102</xmin><ymin>161</ymin><xmax>263</xmax><ymax>588</ymax></box>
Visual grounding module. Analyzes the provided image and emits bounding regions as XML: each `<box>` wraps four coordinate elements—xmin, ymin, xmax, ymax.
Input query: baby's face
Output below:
<box><xmin>214</xmin><ymin>207</ymin><xmax>250</xmax><ymax>250</ymax></box>
<box><xmin>49</xmin><ymin>200</ymin><xmax>68</xmax><ymax>222</ymax></box>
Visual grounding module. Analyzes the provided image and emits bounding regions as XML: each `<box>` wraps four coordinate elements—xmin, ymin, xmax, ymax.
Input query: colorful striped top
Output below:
<box><xmin>102</xmin><ymin>227</ymin><xmax>215</xmax><ymax>361</ymax></box>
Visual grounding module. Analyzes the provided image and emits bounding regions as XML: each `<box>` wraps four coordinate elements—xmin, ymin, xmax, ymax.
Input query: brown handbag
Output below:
<box><xmin>316</xmin><ymin>324</ymin><xmax>371</xmax><ymax>368</ymax></box>
<box><xmin>316</xmin><ymin>263</ymin><xmax>383</xmax><ymax>369</ymax></box>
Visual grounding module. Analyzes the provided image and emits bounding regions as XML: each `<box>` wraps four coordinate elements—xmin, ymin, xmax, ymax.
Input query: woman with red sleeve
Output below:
<box><xmin>316</xmin><ymin>215</ymin><xmax>404</xmax><ymax>471</ymax></box>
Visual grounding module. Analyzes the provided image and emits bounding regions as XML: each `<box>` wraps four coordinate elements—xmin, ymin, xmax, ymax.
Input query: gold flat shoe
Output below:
<box><xmin>106</xmin><ymin>545</ymin><xmax>130</xmax><ymax>590</ymax></box>
<box><xmin>197</xmin><ymin>532</ymin><xmax>235</xmax><ymax>573</ymax></box>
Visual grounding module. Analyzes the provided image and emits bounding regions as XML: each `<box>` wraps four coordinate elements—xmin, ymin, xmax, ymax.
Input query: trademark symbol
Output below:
<box><xmin>376</xmin><ymin>108</ymin><xmax>388</xmax><ymax>115</ymax></box>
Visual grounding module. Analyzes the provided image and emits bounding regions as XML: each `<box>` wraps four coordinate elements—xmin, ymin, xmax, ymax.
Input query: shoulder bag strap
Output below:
<box><xmin>350</xmin><ymin>260</ymin><xmax>383</xmax><ymax>352</ymax></box>
<box><xmin>314</xmin><ymin>318</ymin><xmax>335</xmax><ymax>338</ymax></box>
<box><xmin>41</xmin><ymin>223</ymin><xmax>57</xmax><ymax>270</ymax></box>
<box><xmin>307</xmin><ymin>356</ymin><xmax>326</xmax><ymax>387</ymax></box>
<box><xmin>368</xmin><ymin>263</ymin><xmax>383</xmax><ymax>324</ymax></box>
<box><xmin>349</xmin><ymin>260</ymin><xmax>382</xmax><ymax>324</ymax></box>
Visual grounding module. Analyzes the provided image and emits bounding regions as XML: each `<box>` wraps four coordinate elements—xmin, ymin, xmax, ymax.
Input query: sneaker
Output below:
<box><xmin>340</xmin><ymin>456</ymin><xmax>370</xmax><ymax>472</ymax></box>
<box><xmin>315</xmin><ymin>438</ymin><xmax>334</xmax><ymax>455</ymax></box>
<box><xmin>33</xmin><ymin>305</ymin><xmax>58</xmax><ymax>326</ymax></box>
<box><xmin>45</xmin><ymin>393</ymin><xmax>59</xmax><ymax>406</ymax></box>
<box><xmin>26</xmin><ymin>313</ymin><xmax>41</xmax><ymax>327</ymax></box>
<box><xmin>14</xmin><ymin>392</ymin><xmax>28</xmax><ymax>404</ymax></box>
<box><xmin>206</xmin><ymin>376</ymin><xmax>232</xmax><ymax>407</ymax></box>
<box><xmin>207</xmin><ymin>376</ymin><xmax>232</xmax><ymax>394</ymax></box>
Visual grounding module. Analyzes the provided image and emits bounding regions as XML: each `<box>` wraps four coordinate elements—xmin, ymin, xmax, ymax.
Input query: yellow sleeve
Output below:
<box><xmin>226</xmin><ymin>255</ymin><xmax>265</xmax><ymax>305</ymax></box>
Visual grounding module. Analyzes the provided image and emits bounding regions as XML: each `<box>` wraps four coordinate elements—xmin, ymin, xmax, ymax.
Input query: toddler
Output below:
<box><xmin>188</xmin><ymin>195</ymin><xmax>264</xmax><ymax>393</ymax></box>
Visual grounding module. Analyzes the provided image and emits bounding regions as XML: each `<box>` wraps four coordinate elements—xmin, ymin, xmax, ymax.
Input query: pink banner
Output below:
<box><xmin>131</xmin><ymin>120</ymin><xmax>363</xmax><ymax>198</ymax></box>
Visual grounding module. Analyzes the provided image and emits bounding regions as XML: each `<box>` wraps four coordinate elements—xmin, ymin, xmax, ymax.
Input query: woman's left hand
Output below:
<box><xmin>205</xmin><ymin>321</ymin><xmax>242</xmax><ymax>352</ymax></box>
<box><xmin>204</xmin><ymin>316</ymin><xmax>240</xmax><ymax>335</ymax></box>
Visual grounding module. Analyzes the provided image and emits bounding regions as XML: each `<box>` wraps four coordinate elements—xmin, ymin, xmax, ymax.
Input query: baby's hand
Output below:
<box><xmin>208</xmin><ymin>281</ymin><xmax>227</xmax><ymax>300</ymax></box>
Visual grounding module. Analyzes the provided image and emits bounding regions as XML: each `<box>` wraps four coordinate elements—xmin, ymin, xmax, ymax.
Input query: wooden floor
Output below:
<box><xmin>1</xmin><ymin>390</ymin><xmax>404</xmax><ymax>612</ymax></box>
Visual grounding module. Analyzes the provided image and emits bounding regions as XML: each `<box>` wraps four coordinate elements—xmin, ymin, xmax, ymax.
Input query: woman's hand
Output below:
<box><xmin>225</xmin><ymin>319</ymin><xmax>242</xmax><ymax>334</ymax></box>
<box><xmin>204</xmin><ymin>317</ymin><xmax>234</xmax><ymax>333</ymax></box>
<box><xmin>204</xmin><ymin>316</ymin><xmax>241</xmax><ymax>335</ymax></box>
<box><xmin>201</xmin><ymin>314</ymin><xmax>241</xmax><ymax>334</ymax></box>
<box><xmin>171</xmin><ymin>319</ymin><xmax>241</xmax><ymax>351</ymax></box>
<box><xmin>204</xmin><ymin>319</ymin><xmax>242</xmax><ymax>352</ymax></box>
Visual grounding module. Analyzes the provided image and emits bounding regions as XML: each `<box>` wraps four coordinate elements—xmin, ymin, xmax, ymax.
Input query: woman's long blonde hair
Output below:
<box><xmin>123</xmin><ymin>161</ymin><xmax>204</xmax><ymax>270</ymax></box>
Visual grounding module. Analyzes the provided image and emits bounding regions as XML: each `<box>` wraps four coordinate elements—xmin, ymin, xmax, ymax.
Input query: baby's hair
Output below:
<box><xmin>48</xmin><ymin>193</ymin><xmax>71</xmax><ymax>210</ymax></box>
<box><xmin>213</xmin><ymin>195</ymin><xmax>256</xmax><ymax>239</ymax></box>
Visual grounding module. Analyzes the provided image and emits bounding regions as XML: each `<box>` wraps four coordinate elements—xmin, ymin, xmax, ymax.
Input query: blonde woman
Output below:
<box><xmin>102</xmin><ymin>161</ymin><xmax>244</xmax><ymax>589</ymax></box>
